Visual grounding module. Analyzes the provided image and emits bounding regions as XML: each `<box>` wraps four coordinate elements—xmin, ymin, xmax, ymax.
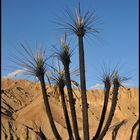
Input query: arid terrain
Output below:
<box><xmin>1</xmin><ymin>78</ymin><xmax>139</xmax><ymax>140</ymax></box>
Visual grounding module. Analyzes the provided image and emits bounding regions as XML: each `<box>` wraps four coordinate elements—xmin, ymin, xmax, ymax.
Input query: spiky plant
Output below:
<box><xmin>97</xmin><ymin>70</ymin><xmax>129</xmax><ymax>140</ymax></box>
<box><xmin>57</xmin><ymin>3</ymin><xmax>99</xmax><ymax>139</ymax></box>
<box><xmin>55</xmin><ymin>33</ymin><xmax>80</xmax><ymax>140</ymax></box>
<box><xmin>47</xmin><ymin>61</ymin><xmax>74</xmax><ymax>140</ymax></box>
<box><xmin>92</xmin><ymin>70</ymin><xmax>112</xmax><ymax>140</ymax></box>
<box><xmin>11</xmin><ymin>44</ymin><xmax>61</xmax><ymax>140</ymax></box>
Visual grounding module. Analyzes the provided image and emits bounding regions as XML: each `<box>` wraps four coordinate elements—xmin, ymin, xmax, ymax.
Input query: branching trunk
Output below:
<box><xmin>39</xmin><ymin>77</ymin><xmax>61</xmax><ymax>140</ymax></box>
<box><xmin>63</xmin><ymin>63</ymin><xmax>80</xmax><ymax>140</ymax></box>
<box><xmin>93</xmin><ymin>85</ymin><xmax>110</xmax><ymax>140</ymax></box>
<box><xmin>78</xmin><ymin>36</ymin><xmax>89</xmax><ymax>140</ymax></box>
<box><xmin>59</xmin><ymin>87</ymin><xmax>74</xmax><ymax>140</ymax></box>
<box><xmin>97</xmin><ymin>85</ymin><xmax>119</xmax><ymax>140</ymax></box>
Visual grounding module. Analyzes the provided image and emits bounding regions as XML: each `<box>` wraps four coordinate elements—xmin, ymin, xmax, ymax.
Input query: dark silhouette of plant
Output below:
<box><xmin>57</xmin><ymin>3</ymin><xmax>99</xmax><ymax>139</ymax></box>
<box><xmin>92</xmin><ymin>70</ymin><xmax>112</xmax><ymax>140</ymax></box>
<box><xmin>25</xmin><ymin>122</ymin><xmax>47</xmax><ymax>140</ymax></box>
<box><xmin>26</xmin><ymin>127</ymin><xmax>29</xmax><ymax>140</ymax></box>
<box><xmin>136</xmin><ymin>127</ymin><xmax>139</xmax><ymax>140</ymax></box>
<box><xmin>33</xmin><ymin>121</ymin><xmax>47</xmax><ymax>140</ymax></box>
<box><xmin>112</xmin><ymin>120</ymin><xmax>127</xmax><ymax>140</ymax></box>
<box><xmin>55</xmin><ymin>33</ymin><xmax>80</xmax><ymax>140</ymax></box>
<box><xmin>11</xmin><ymin>44</ymin><xmax>61</xmax><ymax>140</ymax></box>
<box><xmin>97</xmin><ymin>70</ymin><xmax>129</xmax><ymax>140</ymax></box>
<box><xmin>47</xmin><ymin>61</ymin><xmax>74</xmax><ymax>140</ymax></box>
<box><xmin>37</xmin><ymin>128</ymin><xmax>47</xmax><ymax>140</ymax></box>
<box><xmin>130</xmin><ymin>119</ymin><xmax>139</xmax><ymax>140</ymax></box>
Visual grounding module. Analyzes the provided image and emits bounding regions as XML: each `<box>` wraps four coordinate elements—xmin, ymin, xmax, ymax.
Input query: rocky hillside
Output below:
<box><xmin>1</xmin><ymin>78</ymin><xmax>139</xmax><ymax>140</ymax></box>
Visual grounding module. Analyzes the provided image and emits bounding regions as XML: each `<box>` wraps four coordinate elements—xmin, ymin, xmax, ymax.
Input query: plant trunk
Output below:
<box><xmin>38</xmin><ymin>128</ymin><xmax>47</xmax><ymax>140</ymax></box>
<box><xmin>78</xmin><ymin>36</ymin><xmax>89</xmax><ymax>140</ymax></box>
<box><xmin>130</xmin><ymin>119</ymin><xmax>139</xmax><ymax>140</ymax></box>
<box><xmin>39</xmin><ymin>77</ymin><xmax>61</xmax><ymax>140</ymax></box>
<box><xmin>92</xmin><ymin>86</ymin><xmax>110</xmax><ymax>140</ymax></box>
<box><xmin>136</xmin><ymin>128</ymin><xmax>139</xmax><ymax>140</ymax></box>
<box><xmin>63</xmin><ymin>63</ymin><xmax>80</xmax><ymax>140</ymax></box>
<box><xmin>59</xmin><ymin>87</ymin><xmax>74</xmax><ymax>140</ymax></box>
<box><xmin>97</xmin><ymin>85</ymin><xmax>119</xmax><ymax>140</ymax></box>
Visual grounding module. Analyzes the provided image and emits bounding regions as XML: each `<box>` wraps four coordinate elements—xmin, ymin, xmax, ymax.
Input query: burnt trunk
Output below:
<box><xmin>39</xmin><ymin>77</ymin><xmax>61</xmax><ymax>140</ymax></box>
<box><xmin>93</xmin><ymin>85</ymin><xmax>110</xmax><ymax>140</ymax></box>
<box><xmin>78</xmin><ymin>36</ymin><xmax>89</xmax><ymax>140</ymax></box>
<box><xmin>59</xmin><ymin>87</ymin><xmax>74</xmax><ymax>140</ymax></box>
<box><xmin>97</xmin><ymin>85</ymin><xmax>119</xmax><ymax>140</ymax></box>
<box><xmin>63</xmin><ymin>63</ymin><xmax>80</xmax><ymax>140</ymax></box>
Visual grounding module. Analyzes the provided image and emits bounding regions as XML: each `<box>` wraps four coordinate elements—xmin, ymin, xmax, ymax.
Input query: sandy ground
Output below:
<box><xmin>1</xmin><ymin>78</ymin><xmax>139</xmax><ymax>140</ymax></box>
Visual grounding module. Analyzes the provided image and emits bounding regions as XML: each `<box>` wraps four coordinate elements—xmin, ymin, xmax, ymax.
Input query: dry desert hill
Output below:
<box><xmin>1</xmin><ymin>78</ymin><xmax>139</xmax><ymax>140</ymax></box>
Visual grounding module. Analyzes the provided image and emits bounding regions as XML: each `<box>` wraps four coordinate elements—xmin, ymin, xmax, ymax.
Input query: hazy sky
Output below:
<box><xmin>2</xmin><ymin>0</ymin><xmax>138</xmax><ymax>89</ymax></box>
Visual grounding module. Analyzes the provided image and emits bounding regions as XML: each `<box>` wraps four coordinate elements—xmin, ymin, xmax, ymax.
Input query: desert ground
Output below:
<box><xmin>1</xmin><ymin>78</ymin><xmax>139</xmax><ymax>140</ymax></box>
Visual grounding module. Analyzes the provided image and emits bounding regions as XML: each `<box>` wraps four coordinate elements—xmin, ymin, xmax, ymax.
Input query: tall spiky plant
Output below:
<box><xmin>97</xmin><ymin>71</ymin><xmax>129</xmax><ymax>140</ymax></box>
<box><xmin>55</xmin><ymin>33</ymin><xmax>80</xmax><ymax>140</ymax></box>
<box><xmin>11</xmin><ymin>44</ymin><xmax>61</xmax><ymax>140</ymax></box>
<box><xmin>57</xmin><ymin>3</ymin><xmax>99</xmax><ymax>139</ymax></box>
<box><xmin>92</xmin><ymin>71</ymin><xmax>112</xmax><ymax>140</ymax></box>
<box><xmin>47</xmin><ymin>62</ymin><xmax>74</xmax><ymax>140</ymax></box>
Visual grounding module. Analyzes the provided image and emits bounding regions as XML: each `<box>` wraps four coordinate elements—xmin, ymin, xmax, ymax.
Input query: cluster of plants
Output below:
<box><xmin>11</xmin><ymin>2</ymin><xmax>129</xmax><ymax>140</ymax></box>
